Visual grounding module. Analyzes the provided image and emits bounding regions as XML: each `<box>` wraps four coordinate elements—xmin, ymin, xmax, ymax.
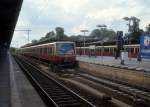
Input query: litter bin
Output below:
<box><xmin>121</xmin><ymin>50</ymin><xmax>128</xmax><ymax>65</ymax></box>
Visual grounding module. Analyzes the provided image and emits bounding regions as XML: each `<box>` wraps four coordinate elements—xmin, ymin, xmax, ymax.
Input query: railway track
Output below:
<box><xmin>14</xmin><ymin>55</ymin><xmax>96</xmax><ymax>107</ymax></box>
<box><xmin>53</xmin><ymin>66</ymin><xmax>150</xmax><ymax>106</ymax></box>
<box><xmin>76</xmin><ymin>72</ymin><xmax>150</xmax><ymax>107</ymax></box>
<box><xmin>16</xmin><ymin>55</ymin><xmax>150</xmax><ymax>107</ymax></box>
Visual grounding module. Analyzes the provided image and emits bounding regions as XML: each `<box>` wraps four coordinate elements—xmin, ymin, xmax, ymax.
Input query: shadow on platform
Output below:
<box><xmin>0</xmin><ymin>53</ymin><xmax>10</xmax><ymax>107</ymax></box>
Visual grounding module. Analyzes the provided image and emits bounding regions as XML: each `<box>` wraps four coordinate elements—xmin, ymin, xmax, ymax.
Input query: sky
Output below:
<box><xmin>11</xmin><ymin>0</ymin><xmax>150</xmax><ymax>47</ymax></box>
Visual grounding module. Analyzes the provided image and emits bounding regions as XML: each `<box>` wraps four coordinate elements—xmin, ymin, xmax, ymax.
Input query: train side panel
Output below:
<box><xmin>76</xmin><ymin>44</ymin><xmax>140</xmax><ymax>58</ymax></box>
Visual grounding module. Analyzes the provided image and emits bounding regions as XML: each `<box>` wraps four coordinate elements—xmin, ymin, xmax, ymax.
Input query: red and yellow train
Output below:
<box><xmin>76</xmin><ymin>44</ymin><xmax>140</xmax><ymax>58</ymax></box>
<box><xmin>18</xmin><ymin>42</ymin><xmax>76</xmax><ymax>68</ymax></box>
<box><xmin>17</xmin><ymin>42</ymin><xmax>140</xmax><ymax>69</ymax></box>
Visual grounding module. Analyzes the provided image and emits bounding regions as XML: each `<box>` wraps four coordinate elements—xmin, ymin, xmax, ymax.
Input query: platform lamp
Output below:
<box><xmin>123</xmin><ymin>16</ymin><xmax>140</xmax><ymax>60</ymax></box>
<box><xmin>123</xmin><ymin>17</ymin><xmax>132</xmax><ymax>60</ymax></box>
<box><xmin>96</xmin><ymin>24</ymin><xmax>107</xmax><ymax>62</ymax></box>
<box><xmin>80</xmin><ymin>29</ymin><xmax>89</xmax><ymax>55</ymax></box>
<box><xmin>96</xmin><ymin>24</ymin><xmax>107</xmax><ymax>29</ymax></box>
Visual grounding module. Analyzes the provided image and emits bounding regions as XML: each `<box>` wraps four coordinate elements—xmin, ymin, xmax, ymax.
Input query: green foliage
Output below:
<box><xmin>126</xmin><ymin>32</ymin><xmax>143</xmax><ymax>43</ymax></box>
<box><xmin>68</xmin><ymin>35</ymin><xmax>83</xmax><ymax>41</ymax></box>
<box><xmin>131</xmin><ymin>32</ymin><xmax>140</xmax><ymax>41</ymax></box>
<box><xmin>89</xmin><ymin>28</ymin><xmax>116</xmax><ymax>40</ymax></box>
<box><xmin>45</xmin><ymin>31</ymin><xmax>55</xmax><ymax>39</ymax></box>
<box><xmin>145</xmin><ymin>24</ymin><xmax>150</xmax><ymax>34</ymax></box>
<box><xmin>31</xmin><ymin>40</ymin><xmax>38</xmax><ymax>44</ymax></box>
<box><xmin>40</xmin><ymin>37</ymin><xmax>45</xmax><ymax>41</ymax></box>
<box><xmin>38</xmin><ymin>30</ymin><xmax>56</xmax><ymax>43</ymax></box>
<box><xmin>90</xmin><ymin>29</ymin><xmax>101</xmax><ymax>38</ymax></box>
<box><xmin>55</xmin><ymin>27</ymin><xmax>64</xmax><ymax>41</ymax></box>
<box><xmin>63</xmin><ymin>34</ymin><xmax>69</xmax><ymax>41</ymax></box>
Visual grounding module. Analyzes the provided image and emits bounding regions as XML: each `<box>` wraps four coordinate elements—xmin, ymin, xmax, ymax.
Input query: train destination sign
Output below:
<box><xmin>140</xmin><ymin>34</ymin><xmax>150</xmax><ymax>58</ymax></box>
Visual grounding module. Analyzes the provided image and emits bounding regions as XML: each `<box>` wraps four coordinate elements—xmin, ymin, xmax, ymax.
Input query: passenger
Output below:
<box><xmin>137</xmin><ymin>52</ymin><xmax>142</xmax><ymax>63</ymax></box>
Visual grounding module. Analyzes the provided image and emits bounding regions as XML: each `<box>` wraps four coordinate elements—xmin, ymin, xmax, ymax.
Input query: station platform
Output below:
<box><xmin>0</xmin><ymin>52</ymin><xmax>46</xmax><ymax>107</ymax></box>
<box><xmin>76</xmin><ymin>55</ymin><xmax>150</xmax><ymax>72</ymax></box>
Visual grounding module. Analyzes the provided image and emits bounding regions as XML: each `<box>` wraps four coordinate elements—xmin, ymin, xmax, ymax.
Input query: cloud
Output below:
<box><xmin>11</xmin><ymin>0</ymin><xmax>150</xmax><ymax>47</ymax></box>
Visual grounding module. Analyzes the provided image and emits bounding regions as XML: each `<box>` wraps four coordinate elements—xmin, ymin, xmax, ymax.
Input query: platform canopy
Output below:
<box><xmin>0</xmin><ymin>0</ymin><xmax>23</xmax><ymax>48</ymax></box>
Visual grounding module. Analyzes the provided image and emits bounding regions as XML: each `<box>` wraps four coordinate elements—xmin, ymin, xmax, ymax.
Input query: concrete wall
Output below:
<box><xmin>78</xmin><ymin>61</ymin><xmax>150</xmax><ymax>90</ymax></box>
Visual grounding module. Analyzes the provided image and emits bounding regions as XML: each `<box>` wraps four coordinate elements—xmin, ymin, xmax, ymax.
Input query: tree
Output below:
<box><xmin>31</xmin><ymin>40</ymin><xmax>38</xmax><ymax>44</ymax></box>
<box><xmin>131</xmin><ymin>29</ymin><xmax>143</xmax><ymax>42</ymax></box>
<box><xmin>145</xmin><ymin>24</ymin><xmax>150</xmax><ymax>34</ymax></box>
<box><xmin>40</xmin><ymin>37</ymin><xmax>45</xmax><ymax>41</ymax></box>
<box><xmin>45</xmin><ymin>31</ymin><xmax>55</xmax><ymax>39</ymax></box>
<box><xmin>55</xmin><ymin>27</ymin><xmax>64</xmax><ymax>41</ymax></box>
<box><xmin>90</xmin><ymin>29</ymin><xmax>101</xmax><ymax>38</ymax></box>
<box><xmin>69</xmin><ymin>35</ymin><xmax>83</xmax><ymax>41</ymax></box>
<box><xmin>90</xmin><ymin>28</ymin><xmax>116</xmax><ymax>41</ymax></box>
<box><xmin>63</xmin><ymin>34</ymin><xmax>69</xmax><ymax>41</ymax></box>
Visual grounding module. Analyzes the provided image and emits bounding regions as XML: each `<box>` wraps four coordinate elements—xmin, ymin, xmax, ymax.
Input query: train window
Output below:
<box><xmin>49</xmin><ymin>47</ymin><xmax>51</xmax><ymax>55</ymax></box>
<box><xmin>104</xmin><ymin>48</ymin><xmax>109</xmax><ymax>52</ymax></box>
<box><xmin>35</xmin><ymin>48</ymin><xmax>37</xmax><ymax>53</ymax></box>
<box><xmin>48</xmin><ymin>47</ymin><xmax>50</xmax><ymax>55</ymax></box>
<box><xmin>46</xmin><ymin>47</ymin><xmax>48</xmax><ymax>54</ymax></box>
<box><xmin>131</xmin><ymin>48</ymin><xmax>134</xmax><ymax>53</ymax></box>
<box><xmin>44</xmin><ymin>48</ymin><xmax>47</xmax><ymax>54</ymax></box>
<box><xmin>43</xmin><ymin>48</ymin><xmax>44</xmax><ymax>54</ymax></box>
<box><xmin>40</xmin><ymin>48</ymin><xmax>42</xmax><ymax>54</ymax></box>
<box><xmin>56</xmin><ymin>43</ymin><xmax>75</xmax><ymax>55</ymax></box>
<box><xmin>33</xmin><ymin>48</ymin><xmax>35</xmax><ymax>53</ymax></box>
<box><xmin>42</xmin><ymin>48</ymin><xmax>44</xmax><ymax>54</ymax></box>
<box><xmin>42</xmin><ymin>48</ymin><xmax>43</xmax><ymax>54</ymax></box>
<box><xmin>134</xmin><ymin>47</ymin><xmax>139</xmax><ymax>54</ymax></box>
<box><xmin>99</xmin><ymin>48</ymin><xmax>102</xmax><ymax>53</ymax></box>
<box><xmin>46</xmin><ymin>48</ymin><xmax>48</xmax><ymax>54</ymax></box>
<box><xmin>137</xmin><ymin>48</ymin><xmax>139</xmax><ymax>53</ymax></box>
<box><xmin>37</xmin><ymin>48</ymin><xmax>39</xmax><ymax>54</ymax></box>
<box><xmin>52</xmin><ymin>47</ymin><xmax>54</xmax><ymax>55</ymax></box>
<box><xmin>48</xmin><ymin>47</ymin><xmax>52</xmax><ymax>55</ymax></box>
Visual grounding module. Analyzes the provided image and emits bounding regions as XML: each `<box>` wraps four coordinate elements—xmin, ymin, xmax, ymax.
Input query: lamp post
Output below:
<box><xmin>123</xmin><ymin>16</ymin><xmax>140</xmax><ymax>60</ymax></box>
<box><xmin>96</xmin><ymin>24</ymin><xmax>107</xmax><ymax>64</ymax></box>
<box><xmin>123</xmin><ymin>17</ymin><xmax>132</xmax><ymax>60</ymax></box>
<box><xmin>80</xmin><ymin>30</ymin><xmax>89</xmax><ymax>55</ymax></box>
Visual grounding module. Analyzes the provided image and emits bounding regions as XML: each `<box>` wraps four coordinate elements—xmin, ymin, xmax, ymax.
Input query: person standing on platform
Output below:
<box><xmin>137</xmin><ymin>52</ymin><xmax>142</xmax><ymax>63</ymax></box>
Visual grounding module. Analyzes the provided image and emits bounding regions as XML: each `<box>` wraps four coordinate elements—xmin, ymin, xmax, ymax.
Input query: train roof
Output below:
<box><xmin>20</xmin><ymin>41</ymin><xmax>75</xmax><ymax>49</ymax></box>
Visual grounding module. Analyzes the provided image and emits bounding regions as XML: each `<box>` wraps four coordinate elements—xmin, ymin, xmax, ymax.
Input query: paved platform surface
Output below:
<box><xmin>0</xmin><ymin>54</ymin><xmax>10</xmax><ymax>107</ymax></box>
<box><xmin>0</xmin><ymin>52</ymin><xmax>46</xmax><ymax>107</ymax></box>
<box><xmin>76</xmin><ymin>55</ymin><xmax>150</xmax><ymax>72</ymax></box>
<box><xmin>10</xmin><ymin>54</ymin><xmax>46</xmax><ymax>107</ymax></box>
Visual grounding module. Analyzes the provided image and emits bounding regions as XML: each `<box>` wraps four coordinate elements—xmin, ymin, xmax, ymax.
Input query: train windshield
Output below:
<box><xmin>56</xmin><ymin>43</ymin><xmax>75</xmax><ymax>55</ymax></box>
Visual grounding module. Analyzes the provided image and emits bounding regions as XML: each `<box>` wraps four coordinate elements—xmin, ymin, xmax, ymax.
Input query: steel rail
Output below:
<box><xmin>14</xmin><ymin>55</ymin><xmax>96</xmax><ymax>107</ymax></box>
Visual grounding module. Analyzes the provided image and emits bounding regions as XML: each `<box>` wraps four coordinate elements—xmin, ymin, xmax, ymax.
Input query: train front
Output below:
<box><xmin>56</xmin><ymin>42</ymin><xmax>76</xmax><ymax>67</ymax></box>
